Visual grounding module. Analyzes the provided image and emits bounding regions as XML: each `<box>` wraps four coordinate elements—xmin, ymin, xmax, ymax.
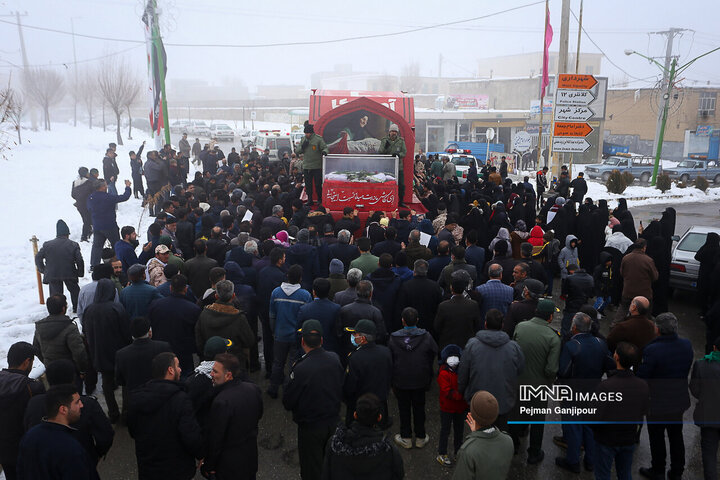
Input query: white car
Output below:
<box><xmin>440</xmin><ymin>152</ymin><xmax>481</xmax><ymax>184</ymax></box>
<box><xmin>210</xmin><ymin>124</ymin><xmax>235</xmax><ymax>141</ymax></box>
<box><xmin>253</xmin><ymin>134</ymin><xmax>294</xmax><ymax>162</ymax></box>
<box><xmin>190</xmin><ymin>121</ymin><xmax>211</xmax><ymax>137</ymax></box>
<box><xmin>170</xmin><ymin>120</ymin><xmax>192</xmax><ymax>134</ymax></box>
<box><xmin>669</xmin><ymin>226</ymin><xmax>720</xmax><ymax>292</ymax></box>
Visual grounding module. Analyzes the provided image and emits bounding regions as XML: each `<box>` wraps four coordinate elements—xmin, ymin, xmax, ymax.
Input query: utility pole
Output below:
<box><xmin>438</xmin><ymin>54</ymin><xmax>442</xmax><ymax>78</ymax></box>
<box><xmin>649</xmin><ymin>28</ymin><xmax>687</xmax><ymax>168</ymax></box>
<box><xmin>550</xmin><ymin>0</ymin><xmax>571</xmax><ymax>177</ymax></box>
<box><xmin>71</xmin><ymin>18</ymin><xmax>79</xmax><ymax>127</ymax></box>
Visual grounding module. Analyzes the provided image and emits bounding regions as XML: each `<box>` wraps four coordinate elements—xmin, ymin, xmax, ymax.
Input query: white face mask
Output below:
<box><xmin>446</xmin><ymin>356</ymin><xmax>460</xmax><ymax>368</ymax></box>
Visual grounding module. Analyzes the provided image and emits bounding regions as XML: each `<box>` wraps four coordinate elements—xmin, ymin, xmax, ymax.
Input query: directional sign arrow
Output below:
<box><xmin>557</xmin><ymin>74</ymin><xmax>598</xmax><ymax>89</ymax></box>
<box><xmin>554</xmin><ymin>122</ymin><xmax>593</xmax><ymax>137</ymax></box>
<box><xmin>552</xmin><ymin>138</ymin><xmax>591</xmax><ymax>153</ymax></box>
<box><xmin>554</xmin><ymin>106</ymin><xmax>594</xmax><ymax>122</ymax></box>
<box><xmin>556</xmin><ymin>89</ymin><xmax>596</xmax><ymax>106</ymax></box>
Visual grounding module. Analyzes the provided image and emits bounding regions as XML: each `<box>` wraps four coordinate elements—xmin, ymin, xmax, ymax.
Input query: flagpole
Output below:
<box><xmin>537</xmin><ymin>0</ymin><xmax>550</xmax><ymax>169</ymax></box>
<box><xmin>152</xmin><ymin>0</ymin><xmax>171</xmax><ymax>147</ymax></box>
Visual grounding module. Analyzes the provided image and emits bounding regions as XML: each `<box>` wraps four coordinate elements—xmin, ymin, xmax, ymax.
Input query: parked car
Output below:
<box><xmin>210</xmin><ymin>123</ymin><xmax>235</xmax><ymax>141</ymax></box>
<box><xmin>170</xmin><ymin>120</ymin><xmax>192</xmax><ymax>134</ymax></box>
<box><xmin>253</xmin><ymin>133</ymin><xmax>293</xmax><ymax>162</ymax></box>
<box><xmin>439</xmin><ymin>152</ymin><xmax>481</xmax><ymax>184</ymax></box>
<box><xmin>664</xmin><ymin>159</ymin><xmax>720</xmax><ymax>184</ymax></box>
<box><xmin>584</xmin><ymin>155</ymin><xmax>659</xmax><ymax>183</ymax></box>
<box><xmin>189</xmin><ymin>121</ymin><xmax>211</xmax><ymax>137</ymax></box>
<box><xmin>669</xmin><ymin>225</ymin><xmax>720</xmax><ymax>292</ymax></box>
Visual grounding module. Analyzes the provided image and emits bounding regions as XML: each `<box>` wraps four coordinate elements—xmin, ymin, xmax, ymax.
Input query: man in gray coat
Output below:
<box><xmin>458</xmin><ymin>308</ymin><xmax>524</xmax><ymax>444</ymax></box>
<box><xmin>35</xmin><ymin>220</ymin><xmax>85</xmax><ymax>312</ymax></box>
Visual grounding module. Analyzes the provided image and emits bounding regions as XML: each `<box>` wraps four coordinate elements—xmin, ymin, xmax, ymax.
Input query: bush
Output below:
<box><xmin>622</xmin><ymin>171</ymin><xmax>635</xmax><ymax>186</ymax></box>
<box><xmin>695</xmin><ymin>176</ymin><xmax>709</xmax><ymax>192</ymax></box>
<box><xmin>606</xmin><ymin>169</ymin><xmax>628</xmax><ymax>194</ymax></box>
<box><xmin>656</xmin><ymin>174</ymin><xmax>672</xmax><ymax>193</ymax></box>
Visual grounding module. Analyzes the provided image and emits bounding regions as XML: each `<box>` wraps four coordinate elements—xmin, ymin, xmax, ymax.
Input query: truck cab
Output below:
<box><xmin>664</xmin><ymin>158</ymin><xmax>720</xmax><ymax>184</ymax></box>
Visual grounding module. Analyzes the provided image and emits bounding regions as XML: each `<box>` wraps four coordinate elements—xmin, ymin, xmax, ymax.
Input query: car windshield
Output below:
<box><xmin>676</xmin><ymin>161</ymin><xmax>695</xmax><ymax>168</ymax></box>
<box><xmin>677</xmin><ymin>232</ymin><xmax>708</xmax><ymax>252</ymax></box>
<box><xmin>603</xmin><ymin>158</ymin><xmax>621</xmax><ymax>166</ymax></box>
<box><xmin>451</xmin><ymin>156</ymin><xmax>473</xmax><ymax>166</ymax></box>
<box><xmin>277</xmin><ymin>138</ymin><xmax>291</xmax><ymax>148</ymax></box>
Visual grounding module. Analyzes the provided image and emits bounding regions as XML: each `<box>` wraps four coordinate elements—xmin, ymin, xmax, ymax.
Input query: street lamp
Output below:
<box><xmin>625</xmin><ymin>46</ymin><xmax>720</xmax><ymax>185</ymax></box>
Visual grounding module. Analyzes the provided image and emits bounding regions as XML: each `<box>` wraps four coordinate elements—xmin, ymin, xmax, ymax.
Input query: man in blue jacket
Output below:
<box><xmin>87</xmin><ymin>178</ymin><xmax>132</xmax><ymax>267</ymax></box>
<box><xmin>267</xmin><ymin>265</ymin><xmax>312</xmax><ymax>399</ymax></box>
<box><xmin>637</xmin><ymin>312</ymin><xmax>694</xmax><ymax>480</ymax></box>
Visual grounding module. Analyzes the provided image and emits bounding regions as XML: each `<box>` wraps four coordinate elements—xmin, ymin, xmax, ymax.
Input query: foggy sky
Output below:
<box><xmin>1</xmin><ymin>0</ymin><xmax>719</xmax><ymax>92</ymax></box>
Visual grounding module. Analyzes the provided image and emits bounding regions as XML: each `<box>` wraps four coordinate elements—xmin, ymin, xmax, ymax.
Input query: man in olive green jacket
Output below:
<box><xmin>378</xmin><ymin>123</ymin><xmax>408</xmax><ymax>207</ymax></box>
<box><xmin>453</xmin><ymin>391</ymin><xmax>513</xmax><ymax>480</ymax></box>
<box><xmin>511</xmin><ymin>298</ymin><xmax>561</xmax><ymax>464</ymax></box>
<box><xmin>295</xmin><ymin>124</ymin><xmax>328</xmax><ymax>205</ymax></box>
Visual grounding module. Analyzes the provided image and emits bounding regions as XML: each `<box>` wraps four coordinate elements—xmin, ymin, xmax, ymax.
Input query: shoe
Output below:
<box><xmin>393</xmin><ymin>434</ymin><xmax>413</xmax><ymax>449</ymax></box>
<box><xmin>265</xmin><ymin>389</ymin><xmax>278</xmax><ymax>399</ymax></box>
<box><xmin>639</xmin><ymin>467</ymin><xmax>663</xmax><ymax>479</ymax></box>
<box><xmin>553</xmin><ymin>435</ymin><xmax>568</xmax><ymax>449</ymax></box>
<box><xmin>555</xmin><ymin>457</ymin><xmax>581</xmax><ymax>473</ymax></box>
<box><xmin>527</xmin><ymin>450</ymin><xmax>545</xmax><ymax>465</ymax></box>
<box><xmin>414</xmin><ymin>435</ymin><xmax>430</xmax><ymax>448</ymax></box>
<box><xmin>436</xmin><ymin>454</ymin><xmax>452</xmax><ymax>467</ymax></box>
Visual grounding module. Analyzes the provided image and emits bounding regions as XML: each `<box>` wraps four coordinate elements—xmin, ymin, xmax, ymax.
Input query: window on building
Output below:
<box><xmin>698</xmin><ymin>92</ymin><xmax>716</xmax><ymax>116</ymax></box>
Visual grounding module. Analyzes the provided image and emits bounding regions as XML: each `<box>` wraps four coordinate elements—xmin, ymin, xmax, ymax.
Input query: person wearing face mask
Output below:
<box><xmin>114</xmin><ymin>226</ymin><xmax>141</xmax><ymax>274</ymax></box>
<box><xmin>436</xmin><ymin>344</ymin><xmax>468</xmax><ymax>467</ymax></box>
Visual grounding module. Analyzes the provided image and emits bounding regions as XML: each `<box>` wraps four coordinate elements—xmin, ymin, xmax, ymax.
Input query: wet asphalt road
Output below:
<box><xmin>91</xmin><ymin>201</ymin><xmax>718</xmax><ymax>480</ymax></box>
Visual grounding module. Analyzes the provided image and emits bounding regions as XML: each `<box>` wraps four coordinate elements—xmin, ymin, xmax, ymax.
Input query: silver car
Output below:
<box><xmin>669</xmin><ymin>226</ymin><xmax>720</xmax><ymax>291</ymax></box>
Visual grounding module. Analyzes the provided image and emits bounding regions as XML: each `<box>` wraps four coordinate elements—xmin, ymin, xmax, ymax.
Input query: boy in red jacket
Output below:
<box><xmin>436</xmin><ymin>344</ymin><xmax>468</xmax><ymax>466</ymax></box>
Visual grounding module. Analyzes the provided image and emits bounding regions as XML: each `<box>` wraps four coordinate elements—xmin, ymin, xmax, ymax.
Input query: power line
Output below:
<box><xmin>569</xmin><ymin>8</ymin><xmax>655</xmax><ymax>83</ymax></box>
<box><xmin>0</xmin><ymin>44</ymin><xmax>143</xmax><ymax>69</ymax></box>
<box><xmin>0</xmin><ymin>1</ymin><xmax>545</xmax><ymax>48</ymax></box>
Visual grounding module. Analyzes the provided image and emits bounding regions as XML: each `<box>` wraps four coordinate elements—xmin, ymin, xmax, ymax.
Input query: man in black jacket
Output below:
<box><xmin>338</xmin><ymin>281</ymin><xmax>387</xmax><ymax>358</ymax></box>
<box><xmin>72</xmin><ymin>167</ymin><xmax>96</xmax><ymax>242</ymax></box>
<box><xmin>147</xmin><ymin>274</ymin><xmax>201</xmax><ymax>375</ymax></box>
<box><xmin>569</xmin><ymin>172</ymin><xmax>588</xmax><ymax>204</ymax></box>
<box><xmin>591</xmin><ymin>342</ymin><xmax>649</xmax><ymax>480</ymax></box>
<box><xmin>690</xmin><ymin>336</ymin><xmax>720</xmax><ymax>480</ymax></box>
<box><xmin>257</xmin><ymin>247</ymin><xmax>287</xmax><ymax>378</ymax></box>
<box><xmin>334</xmin><ymin>207</ymin><xmax>361</xmax><ymax>236</ymax></box>
<box><xmin>561</xmin><ymin>264</ymin><xmax>594</xmax><ymax>340</ymax></box>
<box><xmin>397</xmin><ymin>260</ymin><xmax>444</xmax><ymax>337</ymax></box>
<box><xmin>115</xmin><ymin>317</ymin><xmax>172</xmax><ymax>408</ymax></box>
<box><xmin>388</xmin><ymin>308</ymin><xmax>438</xmax><ymax>450</ymax></box>
<box><xmin>203</xmin><ymin>353</ymin><xmax>263</xmax><ymax>480</ymax></box>
<box><xmin>343</xmin><ymin>319</ymin><xmax>393</xmax><ymax>429</ymax></box>
<box><xmin>184</xmin><ymin>239</ymin><xmax>219</xmax><ymax>300</ymax></box>
<box><xmin>0</xmin><ymin>342</ymin><xmax>45</xmax><ymax>480</ymax></box>
<box><xmin>283</xmin><ymin>320</ymin><xmax>344</xmax><ymax>480</ymax></box>
<box><xmin>503</xmin><ymin>279</ymin><xmax>544</xmax><ymax>338</ymax></box>
<box><xmin>23</xmin><ymin>359</ymin><xmax>114</xmax><ymax>467</ymax></box>
<box><xmin>434</xmin><ymin>275</ymin><xmax>481</xmax><ymax>350</ymax></box>
<box><xmin>371</xmin><ymin>226</ymin><xmax>402</xmax><ymax>258</ymax></box>
<box><xmin>322</xmin><ymin>393</ymin><xmax>404</xmax><ymax>480</ymax></box>
<box><xmin>127</xmin><ymin>352</ymin><xmax>203</xmax><ymax>480</ymax></box>
<box><xmin>35</xmin><ymin>220</ymin><xmax>84</xmax><ymax>312</ymax></box>
<box><xmin>327</xmin><ymin>230</ymin><xmax>360</xmax><ymax>274</ymax></box>
<box><xmin>102</xmin><ymin>148</ymin><xmax>120</xmax><ymax>195</ymax></box>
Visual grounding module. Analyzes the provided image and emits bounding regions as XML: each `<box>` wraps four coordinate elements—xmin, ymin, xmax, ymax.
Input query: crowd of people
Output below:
<box><xmin>1</xmin><ymin>128</ymin><xmax>719</xmax><ymax>480</ymax></box>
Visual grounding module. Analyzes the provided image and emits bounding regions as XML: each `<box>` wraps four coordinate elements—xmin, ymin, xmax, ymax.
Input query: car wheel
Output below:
<box><xmin>602</xmin><ymin>172</ymin><xmax>611</xmax><ymax>182</ymax></box>
<box><xmin>640</xmin><ymin>172</ymin><xmax>650</xmax><ymax>184</ymax></box>
<box><xmin>680</xmin><ymin>174</ymin><xmax>690</xmax><ymax>183</ymax></box>
<box><xmin>714</xmin><ymin>174</ymin><xmax>720</xmax><ymax>184</ymax></box>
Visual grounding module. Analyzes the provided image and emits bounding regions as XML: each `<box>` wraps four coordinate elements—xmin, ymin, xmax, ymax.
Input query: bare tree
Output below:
<box><xmin>125</xmin><ymin>77</ymin><xmax>142</xmax><ymax>140</ymax></box>
<box><xmin>78</xmin><ymin>69</ymin><xmax>97</xmax><ymax>129</ymax></box>
<box><xmin>97</xmin><ymin>57</ymin><xmax>138</xmax><ymax>145</ymax></box>
<box><xmin>22</xmin><ymin>68</ymin><xmax>65</xmax><ymax>131</ymax></box>
<box><xmin>6</xmin><ymin>89</ymin><xmax>24</xmax><ymax>145</ymax></box>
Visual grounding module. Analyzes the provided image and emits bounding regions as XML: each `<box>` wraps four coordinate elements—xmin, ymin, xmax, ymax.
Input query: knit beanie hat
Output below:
<box><xmin>56</xmin><ymin>219</ymin><xmax>70</xmax><ymax>237</ymax></box>
<box><xmin>470</xmin><ymin>391</ymin><xmax>499</xmax><ymax>428</ymax></box>
<box><xmin>329</xmin><ymin>258</ymin><xmax>344</xmax><ymax>275</ymax></box>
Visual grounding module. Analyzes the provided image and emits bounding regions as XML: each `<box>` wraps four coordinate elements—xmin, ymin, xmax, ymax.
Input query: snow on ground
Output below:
<box><xmin>0</xmin><ymin>124</ymin><xmax>158</xmax><ymax>367</ymax></box>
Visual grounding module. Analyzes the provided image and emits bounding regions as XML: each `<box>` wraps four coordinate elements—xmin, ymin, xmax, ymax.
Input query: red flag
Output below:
<box><xmin>541</xmin><ymin>3</ymin><xmax>553</xmax><ymax>98</ymax></box>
